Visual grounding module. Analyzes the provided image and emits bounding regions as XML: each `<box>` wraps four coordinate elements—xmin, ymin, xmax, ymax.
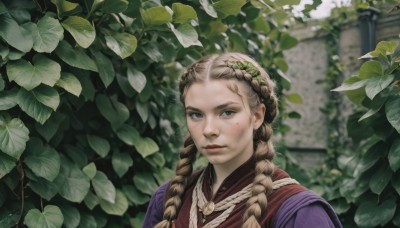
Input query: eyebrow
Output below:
<box><xmin>185</xmin><ymin>101</ymin><xmax>241</xmax><ymax>111</ymax></box>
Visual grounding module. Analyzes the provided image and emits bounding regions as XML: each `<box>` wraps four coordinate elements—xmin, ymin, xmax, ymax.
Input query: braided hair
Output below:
<box><xmin>156</xmin><ymin>53</ymin><xmax>278</xmax><ymax>228</ymax></box>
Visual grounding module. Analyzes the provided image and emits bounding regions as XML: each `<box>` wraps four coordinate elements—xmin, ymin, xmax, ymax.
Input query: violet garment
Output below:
<box><xmin>142</xmin><ymin>182</ymin><xmax>342</xmax><ymax>228</ymax></box>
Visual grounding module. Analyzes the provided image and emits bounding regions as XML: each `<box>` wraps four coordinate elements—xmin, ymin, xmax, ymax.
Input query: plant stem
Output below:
<box><xmin>16</xmin><ymin>160</ymin><xmax>25</xmax><ymax>227</ymax></box>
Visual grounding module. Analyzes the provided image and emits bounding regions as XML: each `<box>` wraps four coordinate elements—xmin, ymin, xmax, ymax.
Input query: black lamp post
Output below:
<box><xmin>358</xmin><ymin>7</ymin><xmax>380</xmax><ymax>55</ymax></box>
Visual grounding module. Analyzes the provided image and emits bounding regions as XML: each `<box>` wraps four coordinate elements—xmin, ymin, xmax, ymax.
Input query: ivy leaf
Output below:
<box><xmin>87</xmin><ymin>135</ymin><xmax>110</xmax><ymax>158</ymax></box>
<box><xmin>393</xmin><ymin>175</ymin><xmax>400</xmax><ymax>196</ymax></box>
<box><xmin>354</xmin><ymin>142</ymin><xmax>386</xmax><ymax>177</ymax></box>
<box><xmin>32</xmin><ymin>15</ymin><xmax>64</xmax><ymax>53</ymax></box>
<box><xmin>62</xmin><ymin>16</ymin><xmax>95</xmax><ymax>48</ymax></box>
<box><xmin>27</xmin><ymin>173</ymin><xmax>60</xmax><ymax>201</ymax></box>
<box><xmin>369</xmin><ymin>163</ymin><xmax>393</xmax><ymax>194</ymax></box>
<box><xmin>332</xmin><ymin>76</ymin><xmax>368</xmax><ymax>92</ymax></box>
<box><xmin>60</xmin><ymin>205</ymin><xmax>80</xmax><ymax>228</ymax></box>
<box><xmin>279</xmin><ymin>32</ymin><xmax>298</xmax><ymax>50</ymax></box>
<box><xmin>286</xmin><ymin>93</ymin><xmax>303</xmax><ymax>104</ymax></box>
<box><xmin>133</xmin><ymin>172</ymin><xmax>158</xmax><ymax>195</ymax></box>
<box><xmin>389</xmin><ymin>139</ymin><xmax>400</xmax><ymax>172</ymax></box>
<box><xmin>99</xmin><ymin>190</ymin><xmax>128</xmax><ymax>216</ymax></box>
<box><xmin>0</xmin><ymin>13</ymin><xmax>33</xmax><ymax>52</ymax></box>
<box><xmin>134</xmin><ymin>137</ymin><xmax>159</xmax><ymax>158</ymax></box>
<box><xmin>95</xmin><ymin>94</ymin><xmax>129</xmax><ymax>129</ymax></box>
<box><xmin>24</xmin><ymin>138</ymin><xmax>60</xmax><ymax>182</ymax></box>
<box><xmin>53</xmin><ymin>155</ymin><xmax>90</xmax><ymax>203</ymax></box>
<box><xmin>114</xmin><ymin>124</ymin><xmax>140</xmax><ymax>146</ymax></box>
<box><xmin>0</xmin><ymin>88</ymin><xmax>18</xmax><ymax>111</ymax></box>
<box><xmin>102</xmin><ymin>0</ymin><xmax>128</xmax><ymax>13</ymax></box>
<box><xmin>199</xmin><ymin>0</ymin><xmax>217</xmax><ymax>18</ymax></box>
<box><xmin>92</xmin><ymin>171</ymin><xmax>116</xmax><ymax>203</ymax></box>
<box><xmin>91</xmin><ymin>50</ymin><xmax>115</xmax><ymax>88</ymax></box>
<box><xmin>122</xmin><ymin>185</ymin><xmax>149</xmax><ymax>205</ymax></box>
<box><xmin>275</xmin><ymin>0</ymin><xmax>301</xmax><ymax>6</ymax></box>
<box><xmin>213</xmin><ymin>0</ymin><xmax>246</xmax><ymax>18</ymax></box>
<box><xmin>355</xmin><ymin>197</ymin><xmax>396</xmax><ymax>227</ymax></box>
<box><xmin>141</xmin><ymin>6</ymin><xmax>172</xmax><ymax>26</ymax></box>
<box><xmin>24</xmin><ymin>205</ymin><xmax>64</xmax><ymax>228</ymax></box>
<box><xmin>359</xmin><ymin>60</ymin><xmax>384</xmax><ymax>79</ymax></box>
<box><xmin>385</xmin><ymin>96</ymin><xmax>400</xmax><ymax>133</ymax></box>
<box><xmin>170</xmin><ymin>23</ymin><xmax>202</xmax><ymax>48</ymax></box>
<box><xmin>83</xmin><ymin>190</ymin><xmax>99</xmax><ymax>210</ymax></box>
<box><xmin>7</xmin><ymin>54</ymin><xmax>61</xmax><ymax>90</ymax></box>
<box><xmin>50</xmin><ymin>0</ymin><xmax>81</xmax><ymax>18</ymax></box>
<box><xmin>127</xmin><ymin>64</ymin><xmax>146</xmax><ymax>93</ymax></box>
<box><xmin>55</xmin><ymin>40</ymin><xmax>98</xmax><ymax>72</ymax></box>
<box><xmin>35</xmin><ymin>112</ymin><xmax>65</xmax><ymax>142</ymax></box>
<box><xmin>112</xmin><ymin>152</ymin><xmax>133</xmax><ymax>178</ymax></box>
<box><xmin>0</xmin><ymin>115</ymin><xmax>29</xmax><ymax>159</ymax></box>
<box><xmin>365</xmin><ymin>75</ymin><xmax>394</xmax><ymax>100</ymax></box>
<box><xmin>82</xmin><ymin>162</ymin><xmax>97</xmax><ymax>179</ymax></box>
<box><xmin>172</xmin><ymin>3</ymin><xmax>197</xmax><ymax>24</ymax></box>
<box><xmin>56</xmin><ymin>72</ymin><xmax>82</xmax><ymax>97</ymax></box>
<box><xmin>17</xmin><ymin>87</ymin><xmax>57</xmax><ymax>124</ymax></box>
<box><xmin>135</xmin><ymin>101</ymin><xmax>149</xmax><ymax>122</ymax></box>
<box><xmin>105</xmin><ymin>33</ymin><xmax>137</xmax><ymax>59</ymax></box>
<box><xmin>0</xmin><ymin>152</ymin><xmax>16</xmax><ymax>179</ymax></box>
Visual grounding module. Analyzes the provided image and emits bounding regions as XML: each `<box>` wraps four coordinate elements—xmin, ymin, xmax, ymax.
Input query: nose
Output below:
<box><xmin>203</xmin><ymin>117</ymin><xmax>219</xmax><ymax>138</ymax></box>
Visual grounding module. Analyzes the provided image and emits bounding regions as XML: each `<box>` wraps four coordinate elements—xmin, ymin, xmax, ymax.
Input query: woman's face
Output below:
<box><xmin>184</xmin><ymin>80</ymin><xmax>265</xmax><ymax>170</ymax></box>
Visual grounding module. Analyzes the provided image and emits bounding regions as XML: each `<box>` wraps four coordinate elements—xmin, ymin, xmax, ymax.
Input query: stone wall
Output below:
<box><xmin>282</xmin><ymin>10</ymin><xmax>400</xmax><ymax>168</ymax></box>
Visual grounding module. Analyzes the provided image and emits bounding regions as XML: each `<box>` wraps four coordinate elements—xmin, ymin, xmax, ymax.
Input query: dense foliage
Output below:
<box><xmin>0</xmin><ymin>0</ymin><xmax>302</xmax><ymax>227</ymax></box>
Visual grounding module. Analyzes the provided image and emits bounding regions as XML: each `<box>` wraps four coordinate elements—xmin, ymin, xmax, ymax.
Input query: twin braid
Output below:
<box><xmin>155</xmin><ymin>136</ymin><xmax>197</xmax><ymax>228</ymax></box>
<box><xmin>227</xmin><ymin>59</ymin><xmax>277</xmax><ymax>228</ymax></box>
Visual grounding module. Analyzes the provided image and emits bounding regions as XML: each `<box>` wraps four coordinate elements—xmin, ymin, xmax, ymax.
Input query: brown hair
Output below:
<box><xmin>155</xmin><ymin>52</ymin><xmax>278</xmax><ymax>228</ymax></box>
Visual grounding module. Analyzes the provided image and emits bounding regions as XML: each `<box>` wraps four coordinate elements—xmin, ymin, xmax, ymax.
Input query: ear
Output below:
<box><xmin>253</xmin><ymin>103</ymin><xmax>265</xmax><ymax>130</ymax></box>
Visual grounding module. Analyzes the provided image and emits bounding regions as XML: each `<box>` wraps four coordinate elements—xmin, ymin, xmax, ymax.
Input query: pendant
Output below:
<box><xmin>202</xmin><ymin>201</ymin><xmax>215</xmax><ymax>216</ymax></box>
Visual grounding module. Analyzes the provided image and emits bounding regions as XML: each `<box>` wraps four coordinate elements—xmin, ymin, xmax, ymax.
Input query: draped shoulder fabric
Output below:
<box><xmin>143</xmin><ymin>157</ymin><xmax>342</xmax><ymax>228</ymax></box>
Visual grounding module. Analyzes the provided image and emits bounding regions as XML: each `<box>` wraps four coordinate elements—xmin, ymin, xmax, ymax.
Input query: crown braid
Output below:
<box><xmin>155</xmin><ymin>136</ymin><xmax>197</xmax><ymax>228</ymax></box>
<box><xmin>165</xmin><ymin>52</ymin><xmax>278</xmax><ymax>227</ymax></box>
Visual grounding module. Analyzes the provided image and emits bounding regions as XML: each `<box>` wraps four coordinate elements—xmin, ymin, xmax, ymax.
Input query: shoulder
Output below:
<box><xmin>143</xmin><ymin>182</ymin><xmax>170</xmax><ymax>228</ymax></box>
<box><xmin>274</xmin><ymin>190</ymin><xmax>343</xmax><ymax>228</ymax></box>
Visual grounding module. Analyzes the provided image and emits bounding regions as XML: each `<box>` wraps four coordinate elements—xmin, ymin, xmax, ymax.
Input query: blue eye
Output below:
<box><xmin>187</xmin><ymin>112</ymin><xmax>203</xmax><ymax>119</ymax></box>
<box><xmin>221</xmin><ymin>110</ymin><xmax>235</xmax><ymax>116</ymax></box>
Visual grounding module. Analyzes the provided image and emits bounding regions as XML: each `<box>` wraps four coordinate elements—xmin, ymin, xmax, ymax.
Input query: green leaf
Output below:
<box><xmin>35</xmin><ymin>112</ymin><xmax>65</xmax><ymax>142</ymax></box>
<box><xmin>83</xmin><ymin>191</ymin><xmax>99</xmax><ymax>210</ymax></box>
<box><xmin>345</xmin><ymin>87</ymin><xmax>366</xmax><ymax>106</ymax></box>
<box><xmin>91</xmin><ymin>50</ymin><xmax>115</xmax><ymax>88</ymax></box>
<box><xmin>62</xmin><ymin>16</ymin><xmax>95</xmax><ymax>48</ymax></box>
<box><xmin>56</xmin><ymin>72</ymin><xmax>82</xmax><ymax>97</ymax></box>
<box><xmin>17</xmin><ymin>87</ymin><xmax>55</xmax><ymax>124</ymax></box>
<box><xmin>27</xmin><ymin>171</ymin><xmax>59</xmax><ymax>201</ymax></box>
<box><xmin>92</xmin><ymin>171</ymin><xmax>116</xmax><ymax>203</ymax></box>
<box><xmin>170</xmin><ymin>23</ymin><xmax>202</xmax><ymax>48</ymax></box>
<box><xmin>355</xmin><ymin>197</ymin><xmax>396</xmax><ymax>227</ymax></box>
<box><xmin>365</xmin><ymin>75</ymin><xmax>395</xmax><ymax>100</ymax></box>
<box><xmin>146</xmin><ymin>153</ymin><xmax>165</xmax><ymax>168</ymax></box>
<box><xmin>286</xmin><ymin>93</ymin><xmax>303</xmax><ymax>104</ymax></box>
<box><xmin>102</xmin><ymin>0</ymin><xmax>128</xmax><ymax>13</ymax></box>
<box><xmin>141</xmin><ymin>6</ymin><xmax>172</xmax><ymax>26</ymax></box>
<box><xmin>122</xmin><ymin>185</ymin><xmax>149</xmax><ymax>205</ymax></box>
<box><xmin>172</xmin><ymin>3</ymin><xmax>197</xmax><ymax>24</ymax></box>
<box><xmin>60</xmin><ymin>205</ymin><xmax>80</xmax><ymax>228</ymax></box>
<box><xmin>51</xmin><ymin>0</ymin><xmax>81</xmax><ymax>18</ymax></box>
<box><xmin>24</xmin><ymin>138</ymin><xmax>60</xmax><ymax>182</ymax></box>
<box><xmin>275</xmin><ymin>0</ymin><xmax>301</xmax><ymax>6</ymax></box>
<box><xmin>385</xmin><ymin>96</ymin><xmax>400</xmax><ymax>133</ymax></box>
<box><xmin>55</xmin><ymin>40</ymin><xmax>98</xmax><ymax>72</ymax></box>
<box><xmin>135</xmin><ymin>101</ymin><xmax>149</xmax><ymax>122</ymax></box>
<box><xmin>99</xmin><ymin>190</ymin><xmax>128</xmax><ymax>216</ymax></box>
<box><xmin>133</xmin><ymin>172</ymin><xmax>158</xmax><ymax>195</ymax></box>
<box><xmin>354</xmin><ymin>142</ymin><xmax>386</xmax><ymax>177</ymax></box>
<box><xmin>213</xmin><ymin>0</ymin><xmax>246</xmax><ymax>18</ymax></box>
<box><xmin>393</xmin><ymin>175</ymin><xmax>400</xmax><ymax>195</ymax></box>
<box><xmin>7</xmin><ymin>54</ymin><xmax>61</xmax><ymax>90</ymax></box>
<box><xmin>279</xmin><ymin>32</ymin><xmax>298</xmax><ymax>50</ymax></box>
<box><xmin>0</xmin><ymin>116</ymin><xmax>29</xmax><ymax>159</ymax></box>
<box><xmin>82</xmin><ymin>162</ymin><xmax>97</xmax><ymax>179</ymax></box>
<box><xmin>54</xmin><ymin>155</ymin><xmax>90</xmax><ymax>203</ymax></box>
<box><xmin>359</xmin><ymin>60</ymin><xmax>384</xmax><ymax>79</ymax></box>
<box><xmin>332</xmin><ymin>77</ymin><xmax>368</xmax><ymax>92</ymax></box>
<box><xmin>32</xmin><ymin>15</ymin><xmax>64</xmax><ymax>53</ymax></box>
<box><xmin>105</xmin><ymin>33</ymin><xmax>137</xmax><ymax>59</ymax></box>
<box><xmin>95</xmin><ymin>94</ymin><xmax>129</xmax><ymax>129</ymax></box>
<box><xmin>0</xmin><ymin>88</ymin><xmax>18</xmax><ymax>110</ymax></box>
<box><xmin>142</xmin><ymin>43</ymin><xmax>163</xmax><ymax>63</ymax></box>
<box><xmin>389</xmin><ymin>139</ymin><xmax>400</xmax><ymax>172</ymax></box>
<box><xmin>134</xmin><ymin>137</ymin><xmax>159</xmax><ymax>158</ymax></box>
<box><xmin>112</xmin><ymin>152</ymin><xmax>133</xmax><ymax>178</ymax></box>
<box><xmin>363</xmin><ymin>41</ymin><xmax>399</xmax><ymax>58</ymax></box>
<box><xmin>199</xmin><ymin>0</ymin><xmax>217</xmax><ymax>18</ymax></box>
<box><xmin>24</xmin><ymin>205</ymin><xmax>64</xmax><ymax>228</ymax></box>
<box><xmin>0</xmin><ymin>14</ymin><xmax>33</xmax><ymax>52</ymax></box>
<box><xmin>87</xmin><ymin>135</ymin><xmax>110</xmax><ymax>158</ymax></box>
<box><xmin>127</xmin><ymin>64</ymin><xmax>147</xmax><ymax>93</ymax></box>
<box><xmin>115</xmin><ymin>124</ymin><xmax>140</xmax><ymax>146</ymax></box>
<box><xmin>0</xmin><ymin>152</ymin><xmax>16</xmax><ymax>179</ymax></box>
<box><xmin>369</xmin><ymin>163</ymin><xmax>393</xmax><ymax>194</ymax></box>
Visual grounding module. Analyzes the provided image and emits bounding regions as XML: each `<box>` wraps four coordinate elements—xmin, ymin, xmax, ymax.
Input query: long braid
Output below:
<box><xmin>155</xmin><ymin>136</ymin><xmax>197</xmax><ymax>228</ymax></box>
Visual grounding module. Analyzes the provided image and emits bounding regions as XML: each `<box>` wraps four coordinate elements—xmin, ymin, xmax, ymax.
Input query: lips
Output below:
<box><xmin>204</xmin><ymin>144</ymin><xmax>223</xmax><ymax>149</ymax></box>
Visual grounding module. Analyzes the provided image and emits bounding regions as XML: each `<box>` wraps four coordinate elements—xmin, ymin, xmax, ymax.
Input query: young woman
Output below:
<box><xmin>143</xmin><ymin>53</ymin><xmax>342</xmax><ymax>228</ymax></box>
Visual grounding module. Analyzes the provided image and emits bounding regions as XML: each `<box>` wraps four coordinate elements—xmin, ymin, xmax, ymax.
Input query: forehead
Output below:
<box><xmin>184</xmin><ymin>80</ymin><xmax>249</xmax><ymax>108</ymax></box>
